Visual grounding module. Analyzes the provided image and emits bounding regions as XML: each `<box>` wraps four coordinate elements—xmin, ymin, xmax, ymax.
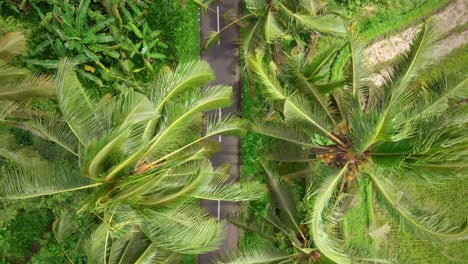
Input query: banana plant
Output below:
<box><xmin>29</xmin><ymin>0</ymin><xmax>167</xmax><ymax>87</ymax></box>
<box><xmin>246</xmin><ymin>21</ymin><xmax>468</xmax><ymax>263</ymax></box>
<box><xmin>0</xmin><ymin>59</ymin><xmax>264</xmax><ymax>261</ymax></box>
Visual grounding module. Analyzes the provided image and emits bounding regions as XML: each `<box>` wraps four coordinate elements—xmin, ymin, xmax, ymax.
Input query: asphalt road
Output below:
<box><xmin>198</xmin><ymin>0</ymin><xmax>241</xmax><ymax>263</ymax></box>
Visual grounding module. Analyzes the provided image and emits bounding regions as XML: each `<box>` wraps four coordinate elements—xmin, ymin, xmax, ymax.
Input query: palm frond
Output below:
<box><xmin>288</xmin><ymin>57</ymin><xmax>336</xmax><ymax>124</ymax></box>
<box><xmin>392</xmin><ymin>20</ymin><xmax>445</xmax><ymax>102</ymax></box>
<box><xmin>261</xmin><ymin>160</ymin><xmax>305</xmax><ymax>241</ymax></box>
<box><xmin>307</xmin><ymin>164</ymin><xmax>351</xmax><ymax>263</ymax></box>
<box><xmin>406</xmin><ymin>74</ymin><xmax>467</xmax><ymax>121</ymax></box>
<box><xmin>83</xmin><ymin>128</ymin><xmax>131</xmax><ymax>179</ymax></box>
<box><xmin>215</xmin><ymin>247</ymin><xmax>295</xmax><ymax>264</ymax></box>
<box><xmin>241</xmin><ymin>18</ymin><xmax>263</xmax><ymax>67</ymax></box>
<box><xmin>85</xmin><ymin>224</ymin><xmax>111</xmax><ymax>264</ymax></box>
<box><xmin>248</xmin><ymin>52</ymin><xmax>288</xmax><ymax>101</ymax></box>
<box><xmin>193</xmin><ymin>170</ymin><xmax>265</xmax><ymax>201</ymax></box>
<box><xmin>0</xmin><ymin>74</ymin><xmax>54</xmax><ymax>100</ymax></box>
<box><xmin>0</xmin><ymin>128</ymin><xmax>44</xmax><ymax>166</ymax></box>
<box><xmin>101</xmin><ymin>90</ymin><xmax>157</xmax><ymax>130</ymax></box>
<box><xmin>56</xmin><ymin>58</ymin><xmax>105</xmax><ymax>146</ymax></box>
<box><xmin>227</xmin><ymin>210</ymin><xmax>276</xmax><ymax>241</ymax></box>
<box><xmin>250</xmin><ymin>120</ymin><xmax>322</xmax><ymax>148</ymax></box>
<box><xmin>53</xmin><ymin>210</ymin><xmax>75</xmax><ymax>242</ymax></box>
<box><xmin>27</xmin><ymin>113</ymin><xmax>79</xmax><ymax>156</ymax></box>
<box><xmin>0</xmin><ymin>60</ymin><xmax>29</xmax><ymax>80</ymax></box>
<box><xmin>279</xmin><ymin>4</ymin><xmax>345</xmax><ymax>36</ymax></box>
<box><xmin>264</xmin><ymin>11</ymin><xmax>285</xmax><ymax>43</ymax></box>
<box><xmin>349</xmin><ymin>30</ymin><xmax>371</xmax><ymax>106</ymax></box>
<box><xmin>303</xmin><ymin>44</ymin><xmax>341</xmax><ymax>78</ymax></box>
<box><xmin>0</xmin><ymin>161</ymin><xmax>97</xmax><ymax>199</ymax></box>
<box><xmin>0</xmin><ymin>99</ymin><xmax>17</xmax><ymax>119</ymax></box>
<box><xmin>0</xmin><ymin>31</ymin><xmax>26</xmax><ymax>61</ymax></box>
<box><xmin>283</xmin><ymin>95</ymin><xmax>339</xmax><ymax>143</ymax></box>
<box><xmin>134</xmin><ymin>244</ymin><xmax>180</xmax><ymax>264</ymax></box>
<box><xmin>144</xmin><ymin>85</ymin><xmax>232</xmax><ymax>158</ymax></box>
<box><xmin>150</xmin><ymin>60</ymin><xmax>214</xmax><ymax>112</ymax></box>
<box><xmin>368</xmin><ymin>168</ymin><xmax>468</xmax><ymax>241</ymax></box>
<box><xmin>141</xmin><ymin>204</ymin><xmax>224</xmax><ymax>254</ymax></box>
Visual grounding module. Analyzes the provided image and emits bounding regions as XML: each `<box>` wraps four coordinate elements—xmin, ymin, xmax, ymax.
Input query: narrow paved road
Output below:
<box><xmin>198</xmin><ymin>1</ymin><xmax>241</xmax><ymax>263</ymax></box>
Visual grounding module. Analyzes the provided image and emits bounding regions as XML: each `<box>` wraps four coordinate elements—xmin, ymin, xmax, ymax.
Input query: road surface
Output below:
<box><xmin>198</xmin><ymin>0</ymin><xmax>241</xmax><ymax>263</ymax></box>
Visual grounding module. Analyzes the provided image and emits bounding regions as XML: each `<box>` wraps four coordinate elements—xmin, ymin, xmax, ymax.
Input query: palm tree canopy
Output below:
<box><xmin>248</xmin><ymin>20</ymin><xmax>468</xmax><ymax>262</ymax></box>
<box><xmin>0</xmin><ymin>58</ymin><xmax>264</xmax><ymax>259</ymax></box>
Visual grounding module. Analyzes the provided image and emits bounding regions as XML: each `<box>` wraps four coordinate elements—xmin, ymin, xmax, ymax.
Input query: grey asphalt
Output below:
<box><xmin>198</xmin><ymin>0</ymin><xmax>241</xmax><ymax>263</ymax></box>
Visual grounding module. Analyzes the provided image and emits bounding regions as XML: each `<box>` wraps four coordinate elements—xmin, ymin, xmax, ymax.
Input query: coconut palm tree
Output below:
<box><xmin>238</xmin><ymin>21</ymin><xmax>468</xmax><ymax>263</ymax></box>
<box><xmin>0</xmin><ymin>57</ymin><xmax>263</xmax><ymax>260</ymax></box>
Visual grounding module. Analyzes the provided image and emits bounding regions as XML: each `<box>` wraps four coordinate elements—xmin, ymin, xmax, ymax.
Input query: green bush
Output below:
<box><xmin>146</xmin><ymin>0</ymin><xmax>200</xmax><ymax>63</ymax></box>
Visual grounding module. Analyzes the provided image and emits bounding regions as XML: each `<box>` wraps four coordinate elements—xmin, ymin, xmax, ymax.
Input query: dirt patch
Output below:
<box><xmin>366</xmin><ymin>0</ymin><xmax>468</xmax><ymax>66</ymax></box>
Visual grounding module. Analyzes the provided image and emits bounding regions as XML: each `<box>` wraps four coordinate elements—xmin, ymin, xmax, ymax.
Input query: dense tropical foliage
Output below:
<box><xmin>1</xmin><ymin>0</ymin><xmax>467</xmax><ymax>263</ymax></box>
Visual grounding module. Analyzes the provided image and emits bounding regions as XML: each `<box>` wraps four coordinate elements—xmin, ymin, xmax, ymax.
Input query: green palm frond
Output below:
<box><xmin>307</xmin><ymin>164</ymin><xmax>351</xmax><ymax>263</ymax></box>
<box><xmin>283</xmin><ymin>95</ymin><xmax>338</xmax><ymax>142</ymax></box>
<box><xmin>99</xmin><ymin>90</ymin><xmax>157</xmax><ymax>130</ymax></box>
<box><xmin>228</xmin><ymin>210</ymin><xmax>276</xmax><ymax>241</ymax></box>
<box><xmin>303</xmin><ymin>44</ymin><xmax>342</xmax><ymax>78</ymax></box>
<box><xmin>248</xmin><ymin>52</ymin><xmax>288</xmax><ymax>101</ymax></box>
<box><xmin>263</xmin><ymin>140</ymin><xmax>313</xmax><ymax>162</ymax></box>
<box><xmin>215</xmin><ymin>247</ymin><xmax>295</xmax><ymax>264</ymax></box>
<box><xmin>27</xmin><ymin>113</ymin><xmax>79</xmax><ymax>156</ymax></box>
<box><xmin>56</xmin><ymin>58</ymin><xmax>105</xmax><ymax>145</ymax></box>
<box><xmin>0</xmin><ymin>99</ymin><xmax>18</xmax><ymax>120</ymax></box>
<box><xmin>0</xmin><ymin>31</ymin><xmax>26</xmax><ymax>62</ymax></box>
<box><xmin>150</xmin><ymin>60</ymin><xmax>214</xmax><ymax>112</ymax></box>
<box><xmin>279</xmin><ymin>4</ymin><xmax>345</xmax><ymax>36</ymax></box>
<box><xmin>265</xmin><ymin>11</ymin><xmax>285</xmax><ymax>43</ymax></box>
<box><xmin>141</xmin><ymin>204</ymin><xmax>224</xmax><ymax>254</ymax></box>
<box><xmin>144</xmin><ymin>85</ymin><xmax>232</xmax><ymax>159</ymax></box>
<box><xmin>0</xmin><ymin>60</ymin><xmax>29</xmax><ymax>81</ymax></box>
<box><xmin>134</xmin><ymin>246</ymin><xmax>180</xmax><ymax>264</ymax></box>
<box><xmin>391</xmin><ymin>20</ymin><xmax>445</xmax><ymax>103</ymax></box>
<box><xmin>368</xmin><ymin>168</ymin><xmax>467</xmax><ymax>241</ymax></box>
<box><xmin>262</xmin><ymin>160</ymin><xmax>305</xmax><ymax>241</ymax></box>
<box><xmin>349</xmin><ymin>30</ymin><xmax>371</xmax><ymax>107</ymax></box>
<box><xmin>85</xmin><ymin>224</ymin><xmax>111</xmax><ymax>264</ymax></box>
<box><xmin>250</xmin><ymin>120</ymin><xmax>322</xmax><ymax>148</ymax></box>
<box><xmin>83</xmin><ymin>127</ymin><xmax>131</xmax><ymax>179</ymax></box>
<box><xmin>0</xmin><ymin>161</ymin><xmax>97</xmax><ymax>199</ymax></box>
<box><xmin>193</xmin><ymin>167</ymin><xmax>265</xmax><ymax>201</ymax></box>
<box><xmin>0</xmin><ymin>128</ymin><xmax>45</xmax><ymax>166</ymax></box>
<box><xmin>403</xmin><ymin>74</ymin><xmax>467</xmax><ymax>122</ymax></box>
<box><xmin>0</xmin><ymin>74</ymin><xmax>54</xmax><ymax>100</ymax></box>
<box><xmin>53</xmin><ymin>210</ymin><xmax>75</xmax><ymax>242</ymax></box>
<box><xmin>241</xmin><ymin>18</ymin><xmax>263</xmax><ymax>66</ymax></box>
<box><xmin>287</xmin><ymin>57</ymin><xmax>336</xmax><ymax>124</ymax></box>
